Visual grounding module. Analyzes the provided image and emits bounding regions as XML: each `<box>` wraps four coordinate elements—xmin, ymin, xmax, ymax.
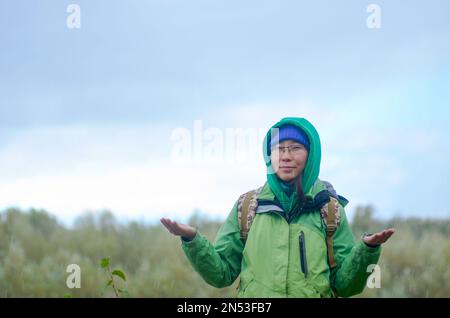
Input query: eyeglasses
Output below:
<box><xmin>271</xmin><ymin>144</ymin><xmax>305</xmax><ymax>155</ymax></box>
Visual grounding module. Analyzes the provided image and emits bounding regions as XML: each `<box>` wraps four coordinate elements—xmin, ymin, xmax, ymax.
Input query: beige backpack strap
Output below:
<box><xmin>320</xmin><ymin>197</ymin><xmax>340</xmax><ymax>269</ymax></box>
<box><xmin>237</xmin><ymin>187</ymin><xmax>263</xmax><ymax>241</ymax></box>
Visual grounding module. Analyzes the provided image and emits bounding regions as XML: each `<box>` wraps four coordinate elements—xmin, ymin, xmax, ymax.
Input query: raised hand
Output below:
<box><xmin>363</xmin><ymin>228</ymin><xmax>396</xmax><ymax>246</ymax></box>
<box><xmin>160</xmin><ymin>217</ymin><xmax>197</xmax><ymax>241</ymax></box>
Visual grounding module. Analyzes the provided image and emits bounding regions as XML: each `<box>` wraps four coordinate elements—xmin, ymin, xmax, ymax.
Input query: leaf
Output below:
<box><xmin>64</xmin><ymin>294</ymin><xmax>72</xmax><ymax>298</ymax></box>
<box><xmin>112</xmin><ymin>269</ymin><xmax>126</xmax><ymax>281</ymax></box>
<box><xmin>118</xmin><ymin>289</ymin><xmax>130</xmax><ymax>297</ymax></box>
<box><xmin>100</xmin><ymin>257</ymin><xmax>110</xmax><ymax>268</ymax></box>
<box><xmin>100</xmin><ymin>279</ymin><xmax>114</xmax><ymax>297</ymax></box>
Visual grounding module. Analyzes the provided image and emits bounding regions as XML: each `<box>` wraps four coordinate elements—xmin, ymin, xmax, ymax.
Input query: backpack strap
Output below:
<box><xmin>320</xmin><ymin>196</ymin><xmax>340</xmax><ymax>269</ymax></box>
<box><xmin>237</xmin><ymin>187</ymin><xmax>263</xmax><ymax>242</ymax></box>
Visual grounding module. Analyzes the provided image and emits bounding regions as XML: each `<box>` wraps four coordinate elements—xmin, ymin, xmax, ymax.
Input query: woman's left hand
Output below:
<box><xmin>363</xmin><ymin>228</ymin><xmax>396</xmax><ymax>246</ymax></box>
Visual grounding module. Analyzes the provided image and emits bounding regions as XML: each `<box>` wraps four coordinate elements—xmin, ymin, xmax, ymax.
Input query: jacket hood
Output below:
<box><xmin>262</xmin><ymin>117</ymin><xmax>322</xmax><ymax>209</ymax></box>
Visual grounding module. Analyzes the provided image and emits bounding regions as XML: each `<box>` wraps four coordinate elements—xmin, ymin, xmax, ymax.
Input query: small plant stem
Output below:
<box><xmin>108</xmin><ymin>265</ymin><xmax>119</xmax><ymax>297</ymax></box>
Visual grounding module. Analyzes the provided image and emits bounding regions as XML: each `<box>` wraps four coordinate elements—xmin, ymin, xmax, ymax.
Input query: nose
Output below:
<box><xmin>280</xmin><ymin>150</ymin><xmax>293</xmax><ymax>161</ymax></box>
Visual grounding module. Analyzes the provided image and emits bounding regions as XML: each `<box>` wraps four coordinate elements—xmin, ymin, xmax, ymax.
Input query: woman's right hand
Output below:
<box><xmin>160</xmin><ymin>218</ymin><xmax>197</xmax><ymax>241</ymax></box>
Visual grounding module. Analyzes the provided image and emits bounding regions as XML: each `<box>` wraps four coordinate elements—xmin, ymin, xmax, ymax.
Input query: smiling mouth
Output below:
<box><xmin>280</xmin><ymin>167</ymin><xmax>295</xmax><ymax>172</ymax></box>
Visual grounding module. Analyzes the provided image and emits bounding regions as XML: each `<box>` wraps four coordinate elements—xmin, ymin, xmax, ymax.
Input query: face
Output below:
<box><xmin>270</xmin><ymin>140</ymin><xmax>309</xmax><ymax>182</ymax></box>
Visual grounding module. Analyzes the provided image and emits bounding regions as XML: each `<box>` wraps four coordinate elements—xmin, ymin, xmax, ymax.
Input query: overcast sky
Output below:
<box><xmin>1</xmin><ymin>0</ymin><xmax>449</xmax><ymax>225</ymax></box>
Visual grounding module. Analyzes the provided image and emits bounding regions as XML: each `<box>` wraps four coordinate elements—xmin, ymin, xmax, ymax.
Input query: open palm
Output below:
<box><xmin>363</xmin><ymin>228</ymin><xmax>396</xmax><ymax>246</ymax></box>
<box><xmin>160</xmin><ymin>218</ymin><xmax>197</xmax><ymax>241</ymax></box>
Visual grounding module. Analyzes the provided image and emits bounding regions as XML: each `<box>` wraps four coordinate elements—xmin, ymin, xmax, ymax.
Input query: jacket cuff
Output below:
<box><xmin>180</xmin><ymin>230</ymin><xmax>200</xmax><ymax>247</ymax></box>
<box><xmin>358</xmin><ymin>238</ymin><xmax>381</xmax><ymax>253</ymax></box>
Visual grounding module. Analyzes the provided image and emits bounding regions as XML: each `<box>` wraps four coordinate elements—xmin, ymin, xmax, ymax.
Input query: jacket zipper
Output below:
<box><xmin>299</xmin><ymin>231</ymin><xmax>308</xmax><ymax>278</ymax></box>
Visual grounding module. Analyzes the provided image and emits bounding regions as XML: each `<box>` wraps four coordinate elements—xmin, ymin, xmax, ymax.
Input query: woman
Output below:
<box><xmin>161</xmin><ymin>117</ymin><xmax>395</xmax><ymax>297</ymax></box>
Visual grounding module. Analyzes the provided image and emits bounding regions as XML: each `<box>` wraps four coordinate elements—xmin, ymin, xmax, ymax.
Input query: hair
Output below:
<box><xmin>294</xmin><ymin>174</ymin><xmax>306</xmax><ymax>206</ymax></box>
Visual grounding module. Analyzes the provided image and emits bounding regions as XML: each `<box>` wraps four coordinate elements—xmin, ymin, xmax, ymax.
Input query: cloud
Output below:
<box><xmin>1</xmin><ymin>99</ymin><xmax>449</xmax><ymax>225</ymax></box>
<box><xmin>0</xmin><ymin>121</ymin><xmax>270</xmax><ymax>224</ymax></box>
<box><xmin>0</xmin><ymin>159</ymin><xmax>266</xmax><ymax>225</ymax></box>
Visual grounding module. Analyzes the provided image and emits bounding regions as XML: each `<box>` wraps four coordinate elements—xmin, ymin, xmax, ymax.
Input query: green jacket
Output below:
<box><xmin>181</xmin><ymin>117</ymin><xmax>381</xmax><ymax>297</ymax></box>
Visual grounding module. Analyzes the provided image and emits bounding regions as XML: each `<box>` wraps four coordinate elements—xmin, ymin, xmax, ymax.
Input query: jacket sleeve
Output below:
<box><xmin>330</xmin><ymin>204</ymin><xmax>382</xmax><ymax>297</ymax></box>
<box><xmin>180</xmin><ymin>201</ymin><xmax>244</xmax><ymax>288</ymax></box>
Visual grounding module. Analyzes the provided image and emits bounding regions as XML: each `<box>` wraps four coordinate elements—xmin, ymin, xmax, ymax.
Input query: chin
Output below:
<box><xmin>280</xmin><ymin>175</ymin><xmax>295</xmax><ymax>182</ymax></box>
